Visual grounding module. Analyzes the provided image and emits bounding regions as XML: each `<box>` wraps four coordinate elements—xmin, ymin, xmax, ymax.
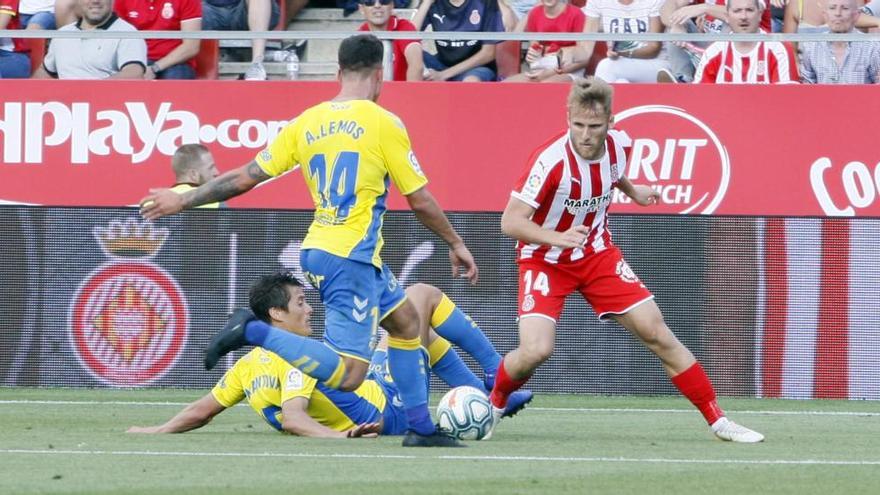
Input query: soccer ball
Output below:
<box><xmin>436</xmin><ymin>386</ymin><xmax>494</xmax><ymax>440</ymax></box>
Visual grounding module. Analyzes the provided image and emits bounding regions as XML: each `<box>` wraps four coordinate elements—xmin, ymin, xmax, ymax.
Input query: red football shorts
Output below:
<box><xmin>517</xmin><ymin>246</ymin><xmax>654</xmax><ymax>321</ymax></box>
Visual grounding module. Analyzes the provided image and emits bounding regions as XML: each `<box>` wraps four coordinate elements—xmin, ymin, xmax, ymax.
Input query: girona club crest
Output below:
<box><xmin>69</xmin><ymin>218</ymin><xmax>189</xmax><ymax>386</ymax></box>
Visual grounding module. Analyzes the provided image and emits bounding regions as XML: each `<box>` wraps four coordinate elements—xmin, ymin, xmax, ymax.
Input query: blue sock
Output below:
<box><xmin>428</xmin><ymin>338</ymin><xmax>486</xmax><ymax>392</ymax></box>
<box><xmin>387</xmin><ymin>336</ymin><xmax>434</xmax><ymax>435</ymax></box>
<box><xmin>369</xmin><ymin>349</ymin><xmax>388</xmax><ymax>377</ymax></box>
<box><xmin>431</xmin><ymin>294</ymin><xmax>502</xmax><ymax>376</ymax></box>
<box><xmin>245</xmin><ymin>320</ymin><xmax>343</xmax><ymax>384</ymax></box>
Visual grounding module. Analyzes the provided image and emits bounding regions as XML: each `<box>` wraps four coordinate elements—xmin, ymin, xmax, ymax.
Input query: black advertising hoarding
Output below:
<box><xmin>1</xmin><ymin>206</ymin><xmax>878</xmax><ymax>399</ymax></box>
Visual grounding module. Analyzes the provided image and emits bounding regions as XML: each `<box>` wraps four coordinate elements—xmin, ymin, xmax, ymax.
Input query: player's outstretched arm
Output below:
<box><xmin>280</xmin><ymin>399</ymin><xmax>379</xmax><ymax>438</ymax></box>
<box><xmin>406</xmin><ymin>187</ymin><xmax>479</xmax><ymax>285</ymax></box>
<box><xmin>501</xmin><ymin>196</ymin><xmax>590</xmax><ymax>249</ymax></box>
<box><xmin>127</xmin><ymin>394</ymin><xmax>226</xmax><ymax>434</ymax></box>
<box><xmin>615</xmin><ymin>176</ymin><xmax>660</xmax><ymax>207</ymax></box>
<box><xmin>140</xmin><ymin>161</ymin><xmax>271</xmax><ymax>220</ymax></box>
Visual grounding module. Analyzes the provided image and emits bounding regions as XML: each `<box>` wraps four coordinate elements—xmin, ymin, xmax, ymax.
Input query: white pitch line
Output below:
<box><xmin>1</xmin><ymin>400</ymin><xmax>878</xmax><ymax>417</ymax></box>
<box><xmin>529</xmin><ymin>407</ymin><xmax>880</xmax><ymax>417</ymax></box>
<box><xmin>1</xmin><ymin>449</ymin><xmax>879</xmax><ymax>466</ymax></box>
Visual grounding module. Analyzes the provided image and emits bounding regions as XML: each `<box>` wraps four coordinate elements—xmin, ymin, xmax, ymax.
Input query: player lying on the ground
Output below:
<box><xmin>128</xmin><ymin>272</ymin><xmax>532</xmax><ymax>437</ymax></box>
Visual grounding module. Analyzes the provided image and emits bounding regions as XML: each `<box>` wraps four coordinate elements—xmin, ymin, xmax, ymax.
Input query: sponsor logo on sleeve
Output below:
<box><xmin>285</xmin><ymin>368</ymin><xmax>304</xmax><ymax>391</ymax></box>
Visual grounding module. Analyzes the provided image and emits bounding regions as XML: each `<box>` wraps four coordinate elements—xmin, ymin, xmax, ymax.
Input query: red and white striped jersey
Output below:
<box><xmin>694</xmin><ymin>40</ymin><xmax>799</xmax><ymax>84</ymax></box>
<box><xmin>511</xmin><ymin>128</ymin><xmax>631</xmax><ymax>265</ymax></box>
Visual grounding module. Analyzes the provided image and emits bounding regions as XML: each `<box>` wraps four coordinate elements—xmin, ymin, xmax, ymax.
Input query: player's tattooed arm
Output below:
<box><xmin>181</xmin><ymin>161</ymin><xmax>270</xmax><ymax>208</ymax></box>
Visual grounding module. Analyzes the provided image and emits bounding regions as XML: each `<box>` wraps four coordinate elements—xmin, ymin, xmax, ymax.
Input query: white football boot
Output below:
<box><xmin>711</xmin><ymin>417</ymin><xmax>765</xmax><ymax>443</ymax></box>
<box><xmin>482</xmin><ymin>405</ymin><xmax>505</xmax><ymax>441</ymax></box>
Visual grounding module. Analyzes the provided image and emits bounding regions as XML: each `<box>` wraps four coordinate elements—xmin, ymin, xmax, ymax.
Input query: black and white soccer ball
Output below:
<box><xmin>436</xmin><ymin>386</ymin><xmax>494</xmax><ymax>440</ymax></box>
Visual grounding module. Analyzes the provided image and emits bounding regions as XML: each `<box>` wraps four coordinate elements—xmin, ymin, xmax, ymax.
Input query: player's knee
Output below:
<box><xmin>406</xmin><ymin>283</ymin><xmax>441</xmax><ymax>306</ymax></box>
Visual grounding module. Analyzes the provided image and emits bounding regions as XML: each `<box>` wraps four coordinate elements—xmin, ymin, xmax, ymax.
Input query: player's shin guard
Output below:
<box><xmin>432</xmin><ymin>294</ymin><xmax>502</xmax><ymax>376</ymax></box>
<box><xmin>387</xmin><ymin>336</ymin><xmax>434</xmax><ymax>435</ymax></box>
<box><xmin>428</xmin><ymin>337</ymin><xmax>485</xmax><ymax>391</ymax></box>
<box><xmin>670</xmin><ymin>361</ymin><xmax>724</xmax><ymax>425</ymax></box>
<box><xmin>245</xmin><ymin>320</ymin><xmax>343</xmax><ymax>384</ymax></box>
<box><xmin>489</xmin><ymin>359</ymin><xmax>531</xmax><ymax>409</ymax></box>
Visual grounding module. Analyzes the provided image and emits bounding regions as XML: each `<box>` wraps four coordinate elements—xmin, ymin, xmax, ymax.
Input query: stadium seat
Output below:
<box><xmin>195</xmin><ymin>39</ymin><xmax>220</xmax><ymax>79</ymax></box>
<box><xmin>496</xmin><ymin>40</ymin><xmax>522</xmax><ymax>80</ymax></box>
<box><xmin>26</xmin><ymin>37</ymin><xmax>47</xmax><ymax>75</ymax></box>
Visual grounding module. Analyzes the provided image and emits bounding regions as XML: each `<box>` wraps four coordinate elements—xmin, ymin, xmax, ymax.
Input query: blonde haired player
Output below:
<box><xmin>487</xmin><ymin>78</ymin><xmax>764</xmax><ymax>443</ymax></box>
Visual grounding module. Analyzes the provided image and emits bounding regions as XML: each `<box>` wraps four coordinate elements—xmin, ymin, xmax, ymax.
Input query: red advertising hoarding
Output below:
<box><xmin>1</xmin><ymin>81</ymin><xmax>878</xmax><ymax>216</ymax></box>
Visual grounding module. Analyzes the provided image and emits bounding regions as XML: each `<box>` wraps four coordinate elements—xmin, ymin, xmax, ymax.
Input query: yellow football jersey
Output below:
<box><xmin>211</xmin><ymin>347</ymin><xmax>389</xmax><ymax>432</ymax></box>
<box><xmin>170</xmin><ymin>183</ymin><xmax>221</xmax><ymax>209</ymax></box>
<box><xmin>255</xmin><ymin>100</ymin><xmax>428</xmax><ymax>268</ymax></box>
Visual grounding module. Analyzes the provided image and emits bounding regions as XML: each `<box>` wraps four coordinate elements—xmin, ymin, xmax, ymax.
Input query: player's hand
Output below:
<box><xmin>630</xmin><ymin>185</ymin><xmax>660</xmax><ymax>206</ymax></box>
<box><xmin>449</xmin><ymin>243</ymin><xmax>479</xmax><ymax>285</ymax></box>
<box><xmin>139</xmin><ymin>188</ymin><xmax>185</xmax><ymax>220</ymax></box>
<box><xmin>606</xmin><ymin>50</ymin><xmax>620</xmax><ymax>60</ymax></box>
<box><xmin>555</xmin><ymin>225</ymin><xmax>591</xmax><ymax>249</ymax></box>
<box><xmin>346</xmin><ymin>422</ymin><xmax>381</xmax><ymax>438</ymax></box>
<box><xmin>127</xmin><ymin>426</ymin><xmax>161</xmax><ymax>434</ymax></box>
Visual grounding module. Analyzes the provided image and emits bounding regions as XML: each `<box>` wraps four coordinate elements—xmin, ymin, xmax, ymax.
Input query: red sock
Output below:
<box><xmin>670</xmin><ymin>362</ymin><xmax>724</xmax><ymax>425</ymax></box>
<box><xmin>489</xmin><ymin>360</ymin><xmax>530</xmax><ymax>409</ymax></box>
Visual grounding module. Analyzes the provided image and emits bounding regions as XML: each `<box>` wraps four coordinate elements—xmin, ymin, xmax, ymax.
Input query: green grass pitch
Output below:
<box><xmin>1</xmin><ymin>388</ymin><xmax>879</xmax><ymax>495</ymax></box>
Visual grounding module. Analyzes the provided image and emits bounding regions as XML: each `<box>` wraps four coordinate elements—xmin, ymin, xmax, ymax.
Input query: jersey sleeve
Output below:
<box><xmin>210</xmin><ymin>361</ymin><xmax>246</xmax><ymax>408</ymax></box>
<box><xmin>609</xmin><ymin>129</ymin><xmax>632</xmax><ymax>182</ymax></box>
<box><xmin>511</xmin><ymin>149</ymin><xmax>559</xmax><ymax>209</ymax></box>
<box><xmin>379</xmin><ymin>111</ymin><xmax>429</xmax><ymax>195</ymax></box>
<box><xmin>255</xmin><ymin>120</ymin><xmax>301</xmax><ymax>177</ymax></box>
<box><xmin>280</xmin><ymin>365</ymin><xmax>319</xmax><ymax>403</ymax></box>
<box><xmin>180</xmin><ymin>0</ymin><xmax>202</xmax><ymax>21</ymax></box>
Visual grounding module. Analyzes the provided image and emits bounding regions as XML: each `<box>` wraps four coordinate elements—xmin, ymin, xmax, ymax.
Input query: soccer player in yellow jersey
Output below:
<box><xmin>140</xmin><ymin>34</ymin><xmax>479</xmax><ymax>447</ymax></box>
<box><xmin>168</xmin><ymin>144</ymin><xmax>222</xmax><ymax>209</ymax></box>
<box><xmin>128</xmin><ymin>272</ymin><xmax>532</xmax><ymax>437</ymax></box>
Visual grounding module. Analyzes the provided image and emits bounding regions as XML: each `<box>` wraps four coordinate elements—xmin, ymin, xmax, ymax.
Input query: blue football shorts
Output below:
<box><xmin>301</xmin><ymin>249</ymin><xmax>407</xmax><ymax>361</ymax></box>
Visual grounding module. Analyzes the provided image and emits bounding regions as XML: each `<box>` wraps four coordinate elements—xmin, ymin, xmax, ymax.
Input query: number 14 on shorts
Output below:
<box><xmin>523</xmin><ymin>270</ymin><xmax>550</xmax><ymax>296</ymax></box>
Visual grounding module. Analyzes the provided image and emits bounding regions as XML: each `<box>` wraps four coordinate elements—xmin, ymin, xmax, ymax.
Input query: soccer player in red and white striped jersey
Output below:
<box><xmin>487</xmin><ymin>77</ymin><xmax>765</xmax><ymax>443</ymax></box>
<box><xmin>694</xmin><ymin>0</ymin><xmax>798</xmax><ymax>84</ymax></box>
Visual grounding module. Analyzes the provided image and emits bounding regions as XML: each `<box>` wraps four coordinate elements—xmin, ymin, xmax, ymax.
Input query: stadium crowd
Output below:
<box><xmin>1</xmin><ymin>0</ymin><xmax>878</xmax><ymax>82</ymax></box>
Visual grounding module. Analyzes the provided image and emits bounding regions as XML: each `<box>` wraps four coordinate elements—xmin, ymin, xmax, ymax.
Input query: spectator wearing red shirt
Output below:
<box><xmin>357</xmin><ymin>0</ymin><xmax>423</xmax><ymax>81</ymax></box>
<box><xmin>116</xmin><ymin>0</ymin><xmax>202</xmax><ymax>79</ymax></box>
<box><xmin>504</xmin><ymin>0</ymin><xmax>586</xmax><ymax>82</ymax></box>
<box><xmin>0</xmin><ymin>0</ymin><xmax>31</xmax><ymax>78</ymax></box>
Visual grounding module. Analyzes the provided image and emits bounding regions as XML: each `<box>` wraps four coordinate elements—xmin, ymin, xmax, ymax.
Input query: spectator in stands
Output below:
<box><xmin>576</xmin><ymin>0</ymin><xmax>672</xmax><ymax>83</ymax></box>
<box><xmin>357</xmin><ymin>0</ymin><xmax>424</xmax><ymax>80</ymax></box>
<box><xmin>784</xmin><ymin>0</ymin><xmax>880</xmax><ymax>33</ymax></box>
<box><xmin>32</xmin><ymin>0</ymin><xmax>147</xmax><ymax>79</ymax></box>
<box><xmin>202</xmin><ymin>0</ymin><xmax>280</xmax><ymax>80</ymax></box>
<box><xmin>413</xmin><ymin>0</ymin><xmax>505</xmax><ymax>81</ymax></box>
<box><xmin>503</xmin><ymin>0</ymin><xmax>586</xmax><ymax>82</ymax></box>
<box><xmin>694</xmin><ymin>0</ymin><xmax>798</xmax><ymax>83</ymax></box>
<box><xmin>658</xmin><ymin>0</ymin><xmax>728</xmax><ymax>82</ymax></box>
<box><xmin>0</xmin><ymin>0</ymin><xmax>32</xmax><ymax>78</ymax></box>
<box><xmin>115</xmin><ymin>0</ymin><xmax>202</xmax><ymax>79</ymax></box>
<box><xmin>20</xmin><ymin>0</ymin><xmax>56</xmax><ymax>29</ymax></box>
<box><xmin>169</xmin><ymin>144</ymin><xmax>223</xmax><ymax>208</ymax></box>
<box><xmin>801</xmin><ymin>0</ymin><xmax>880</xmax><ymax>83</ymax></box>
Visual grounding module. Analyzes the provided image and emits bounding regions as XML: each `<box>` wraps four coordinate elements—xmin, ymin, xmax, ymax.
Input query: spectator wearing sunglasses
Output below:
<box><xmin>357</xmin><ymin>0</ymin><xmax>424</xmax><ymax>80</ymax></box>
<box><xmin>413</xmin><ymin>0</ymin><xmax>505</xmax><ymax>81</ymax></box>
